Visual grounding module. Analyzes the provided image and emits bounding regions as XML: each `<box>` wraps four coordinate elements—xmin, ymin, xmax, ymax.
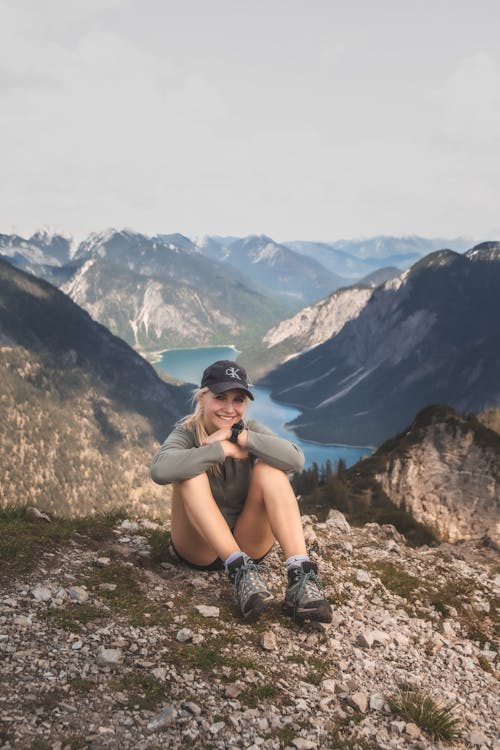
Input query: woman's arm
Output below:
<box><xmin>150</xmin><ymin>425</ymin><xmax>225</xmax><ymax>485</ymax></box>
<box><xmin>240</xmin><ymin>419</ymin><xmax>305</xmax><ymax>474</ymax></box>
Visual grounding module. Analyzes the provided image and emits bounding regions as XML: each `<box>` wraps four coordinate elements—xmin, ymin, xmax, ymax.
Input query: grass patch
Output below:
<box><xmin>0</xmin><ymin>505</ymin><xmax>126</xmax><ymax>577</ymax></box>
<box><xmin>68</xmin><ymin>677</ymin><xmax>94</xmax><ymax>693</ymax></box>
<box><xmin>89</xmin><ymin>561</ymin><xmax>172</xmax><ymax>627</ymax></box>
<box><xmin>239</xmin><ymin>683</ymin><xmax>280</xmax><ymax>708</ymax></box>
<box><xmin>109</xmin><ymin>671</ymin><xmax>165</xmax><ymax>710</ymax></box>
<box><xmin>387</xmin><ymin>687</ymin><xmax>462</xmax><ymax>742</ymax></box>
<box><xmin>166</xmin><ymin>638</ymin><xmax>258</xmax><ymax>672</ymax></box>
<box><xmin>42</xmin><ymin>603</ymin><xmax>105</xmax><ymax>632</ymax></box>
<box><xmin>366</xmin><ymin>561</ymin><xmax>422</xmax><ymax>599</ymax></box>
<box><xmin>147</xmin><ymin>529</ymin><xmax>172</xmax><ymax>564</ymax></box>
<box><xmin>305</xmin><ymin>656</ymin><xmax>329</xmax><ymax>685</ymax></box>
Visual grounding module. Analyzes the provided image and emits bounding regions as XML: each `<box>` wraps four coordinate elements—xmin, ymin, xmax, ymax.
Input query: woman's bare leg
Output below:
<box><xmin>170</xmin><ymin>473</ymin><xmax>240</xmax><ymax>565</ymax></box>
<box><xmin>234</xmin><ymin>462</ymin><xmax>307</xmax><ymax>560</ymax></box>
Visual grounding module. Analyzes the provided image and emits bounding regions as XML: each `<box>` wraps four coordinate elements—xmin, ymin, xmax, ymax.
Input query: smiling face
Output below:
<box><xmin>200</xmin><ymin>389</ymin><xmax>247</xmax><ymax>434</ymax></box>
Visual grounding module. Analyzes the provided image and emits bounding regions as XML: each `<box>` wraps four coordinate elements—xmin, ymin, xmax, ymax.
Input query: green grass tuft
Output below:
<box><xmin>387</xmin><ymin>687</ymin><xmax>462</xmax><ymax>742</ymax></box>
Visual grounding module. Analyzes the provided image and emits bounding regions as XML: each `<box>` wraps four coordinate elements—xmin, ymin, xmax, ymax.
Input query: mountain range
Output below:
<box><xmin>0</xmin><ymin>258</ymin><xmax>190</xmax><ymax>517</ymax></box>
<box><xmin>261</xmin><ymin>242</ymin><xmax>500</xmax><ymax>446</ymax></box>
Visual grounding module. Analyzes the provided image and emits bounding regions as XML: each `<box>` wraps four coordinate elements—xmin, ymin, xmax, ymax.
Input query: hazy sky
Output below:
<box><xmin>1</xmin><ymin>0</ymin><xmax>499</xmax><ymax>242</ymax></box>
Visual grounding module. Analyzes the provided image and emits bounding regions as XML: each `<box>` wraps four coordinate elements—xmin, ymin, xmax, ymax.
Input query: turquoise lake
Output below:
<box><xmin>156</xmin><ymin>345</ymin><xmax>371</xmax><ymax>469</ymax></box>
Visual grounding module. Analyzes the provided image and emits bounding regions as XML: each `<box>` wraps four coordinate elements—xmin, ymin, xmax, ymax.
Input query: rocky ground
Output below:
<box><xmin>0</xmin><ymin>511</ymin><xmax>498</xmax><ymax>750</ymax></box>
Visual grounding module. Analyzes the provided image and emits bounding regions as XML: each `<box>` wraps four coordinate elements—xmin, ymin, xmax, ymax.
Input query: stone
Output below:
<box><xmin>13</xmin><ymin>615</ymin><xmax>32</xmax><ymax>627</ymax></box>
<box><xmin>96</xmin><ymin>557</ymin><xmax>111</xmax><ymax>567</ymax></box>
<box><xmin>347</xmin><ymin>692</ymin><xmax>368</xmax><ymax>713</ymax></box>
<box><xmin>25</xmin><ymin>507</ymin><xmax>51</xmax><ymax>522</ymax></box>
<box><xmin>405</xmin><ymin>722</ymin><xmax>420</xmax><ymax>738</ymax></box>
<box><xmin>67</xmin><ymin>586</ymin><xmax>89</xmax><ymax>603</ymax></box>
<box><xmin>369</xmin><ymin>693</ymin><xmax>385</xmax><ymax>711</ymax></box>
<box><xmin>320</xmin><ymin>679</ymin><xmax>336</xmax><ymax>694</ymax></box>
<box><xmin>176</xmin><ymin>628</ymin><xmax>194</xmax><ymax>642</ymax></box>
<box><xmin>326</xmin><ymin>510</ymin><xmax>351</xmax><ymax>534</ymax></box>
<box><xmin>260</xmin><ymin>630</ymin><xmax>278</xmax><ymax>651</ymax></box>
<box><xmin>355</xmin><ymin>570</ymin><xmax>371</xmax><ymax>585</ymax></box>
<box><xmin>470</xmin><ymin>731</ymin><xmax>487</xmax><ymax>746</ymax></box>
<box><xmin>209</xmin><ymin>721</ymin><xmax>225</xmax><ymax>735</ymax></box>
<box><xmin>225</xmin><ymin>682</ymin><xmax>245</xmax><ymax>698</ymax></box>
<box><xmin>151</xmin><ymin>667</ymin><xmax>167</xmax><ymax>680</ymax></box>
<box><xmin>96</xmin><ymin>647</ymin><xmax>123</xmax><ymax>667</ymax></box>
<box><xmin>292</xmin><ymin>739</ymin><xmax>317</xmax><ymax>749</ymax></box>
<box><xmin>390</xmin><ymin>720</ymin><xmax>406</xmax><ymax>734</ymax></box>
<box><xmin>182</xmin><ymin>701</ymin><xmax>202</xmax><ymax>716</ymax></box>
<box><xmin>31</xmin><ymin>585</ymin><xmax>52</xmax><ymax>602</ymax></box>
<box><xmin>147</xmin><ymin>705</ymin><xmax>177</xmax><ymax>732</ymax></box>
<box><xmin>194</xmin><ymin>604</ymin><xmax>219</xmax><ymax>618</ymax></box>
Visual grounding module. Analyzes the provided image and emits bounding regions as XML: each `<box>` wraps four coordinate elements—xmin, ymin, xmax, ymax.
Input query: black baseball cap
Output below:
<box><xmin>200</xmin><ymin>360</ymin><xmax>254</xmax><ymax>400</ymax></box>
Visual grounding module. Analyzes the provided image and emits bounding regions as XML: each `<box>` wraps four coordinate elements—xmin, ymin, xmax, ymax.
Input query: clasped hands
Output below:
<box><xmin>202</xmin><ymin>427</ymin><xmax>249</xmax><ymax>459</ymax></box>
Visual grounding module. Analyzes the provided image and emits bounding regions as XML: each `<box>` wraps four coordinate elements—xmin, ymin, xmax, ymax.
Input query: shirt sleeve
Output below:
<box><xmin>245</xmin><ymin>419</ymin><xmax>305</xmax><ymax>474</ymax></box>
<box><xmin>150</xmin><ymin>424</ymin><xmax>225</xmax><ymax>485</ymax></box>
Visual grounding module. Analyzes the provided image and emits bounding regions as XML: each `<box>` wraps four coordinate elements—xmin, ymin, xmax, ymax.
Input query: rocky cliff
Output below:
<box><xmin>349</xmin><ymin>406</ymin><xmax>500</xmax><ymax>544</ymax></box>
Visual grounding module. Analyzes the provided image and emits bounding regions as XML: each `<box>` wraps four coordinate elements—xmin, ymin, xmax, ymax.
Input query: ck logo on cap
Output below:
<box><xmin>225</xmin><ymin>367</ymin><xmax>241</xmax><ymax>380</ymax></box>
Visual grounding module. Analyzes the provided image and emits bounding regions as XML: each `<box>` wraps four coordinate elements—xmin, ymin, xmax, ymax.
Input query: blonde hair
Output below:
<box><xmin>179</xmin><ymin>386</ymin><xmax>249</xmax><ymax>476</ymax></box>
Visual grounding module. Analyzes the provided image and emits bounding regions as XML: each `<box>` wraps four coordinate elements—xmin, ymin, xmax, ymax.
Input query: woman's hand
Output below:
<box><xmin>202</xmin><ymin>428</ymin><xmax>232</xmax><ymax>445</ymax></box>
<box><xmin>221</xmin><ymin>440</ymin><xmax>248</xmax><ymax>460</ymax></box>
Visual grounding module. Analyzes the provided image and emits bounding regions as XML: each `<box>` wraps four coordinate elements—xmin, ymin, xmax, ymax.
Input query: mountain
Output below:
<box><xmin>261</xmin><ymin>243</ymin><xmax>500</xmax><ymax>446</ymax></box>
<box><xmin>62</xmin><ymin>230</ymin><xmax>286</xmax><ymax>353</ymax></box>
<box><xmin>356</xmin><ymin>266</ymin><xmax>401</xmax><ymax>288</ymax></box>
<box><xmin>1</xmin><ymin>228</ymin><xmax>288</xmax><ymax>355</ymax></box>
<box><xmin>0</xmin><ymin>258</ymin><xmax>190</xmax><ymax>517</ymax></box>
<box><xmin>345</xmin><ymin>405</ymin><xmax>500</xmax><ymax>543</ymax></box>
<box><xmin>196</xmin><ymin>234</ymin><xmax>347</xmax><ymax>308</ymax></box>
<box><xmin>242</xmin><ymin>284</ymin><xmax>374</xmax><ymax>379</ymax></box>
<box><xmin>284</xmin><ymin>236</ymin><xmax>469</xmax><ymax>278</ymax></box>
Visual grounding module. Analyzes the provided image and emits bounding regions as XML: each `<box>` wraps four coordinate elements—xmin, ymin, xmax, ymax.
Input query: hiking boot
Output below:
<box><xmin>283</xmin><ymin>561</ymin><xmax>332</xmax><ymax>623</ymax></box>
<box><xmin>227</xmin><ymin>554</ymin><xmax>273</xmax><ymax>621</ymax></box>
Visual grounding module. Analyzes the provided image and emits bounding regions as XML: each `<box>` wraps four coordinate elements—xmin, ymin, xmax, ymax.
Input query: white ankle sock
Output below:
<box><xmin>224</xmin><ymin>550</ymin><xmax>244</xmax><ymax>571</ymax></box>
<box><xmin>285</xmin><ymin>554</ymin><xmax>310</xmax><ymax>570</ymax></box>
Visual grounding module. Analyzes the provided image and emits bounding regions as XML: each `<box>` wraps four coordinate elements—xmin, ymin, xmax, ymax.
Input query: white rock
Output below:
<box><xmin>25</xmin><ymin>507</ymin><xmax>51</xmax><ymax>522</ymax></box>
<box><xmin>209</xmin><ymin>721</ymin><xmax>225</xmax><ymax>735</ymax></box>
<box><xmin>320</xmin><ymin>679</ymin><xmax>336</xmax><ymax>694</ymax></box>
<box><xmin>355</xmin><ymin>570</ymin><xmax>371</xmax><ymax>585</ymax></box>
<box><xmin>67</xmin><ymin>587</ymin><xmax>89</xmax><ymax>603</ymax></box>
<box><xmin>470</xmin><ymin>731</ymin><xmax>487</xmax><ymax>746</ymax></box>
<box><xmin>260</xmin><ymin>631</ymin><xmax>278</xmax><ymax>651</ymax></box>
<box><xmin>71</xmin><ymin>640</ymin><xmax>83</xmax><ymax>650</ymax></box>
<box><xmin>405</xmin><ymin>722</ymin><xmax>420</xmax><ymax>738</ymax></box>
<box><xmin>96</xmin><ymin>647</ymin><xmax>123</xmax><ymax>667</ymax></box>
<box><xmin>176</xmin><ymin>628</ymin><xmax>194</xmax><ymax>642</ymax></box>
<box><xmin>390</xmin><ymin>720</ymin><xmax>406</xmax><ymax>734</ymax></box>
<box><xmin>13</xmin><ymin>615</ymin><xmax>32</xmax><ymax>627</ymax></box>
<box><xmin>147</xmin><ymin>705</ymin><xmax>177</xmax><ymax>732</ymax></box>
<box><xmin>369</xmin><ymin>693</ymin><xmax>386</xmax><ymax>711</ymax></box>
<box><xmin>96</xmin><ymin>557</ymin><xmax>111</xmax><ymax>567</ymax></box>
<box><xmin>194</xmin><ymin>604</ymin><xmax>219</xmax><ymax>618</ymax></box>
<box><xmin>31</xmin><ymin>585</ymin><xmax>52</xmax><ymax>602</ymax></box>
<box><xmin>225</xmin><ymin>682</ymin><xmax>245</xmax><ymax>698</ymax></box>
<box><xmin>292</xmin><ymin>738</ymin><xmax>317</xmax><ymax>749</ymax></box>
<box><xmin>152</xmin><ymin>667</ymin><xmax>167</xmax><ymax>681</ymax></box>
<box><xmin>326</xmin><ymin>510</ymin><xmax>351</xmax><ymax>534</ymax></box>
<box><xmin>348</xmin><ymin>691</ymin><xmax>368</xmax><ymax>713</ymax></box>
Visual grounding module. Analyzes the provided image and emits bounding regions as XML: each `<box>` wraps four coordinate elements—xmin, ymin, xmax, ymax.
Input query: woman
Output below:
<box><xmin>151</xmin><ymin>360</ymin><xmax>332</xmax><ymax>623</ymax></box>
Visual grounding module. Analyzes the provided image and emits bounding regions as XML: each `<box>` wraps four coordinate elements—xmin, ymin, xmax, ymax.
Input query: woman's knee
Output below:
<box><xmin>251</xmin><ymin>461</ymin><xmax>288</xmax><ymax>485</ymax></box>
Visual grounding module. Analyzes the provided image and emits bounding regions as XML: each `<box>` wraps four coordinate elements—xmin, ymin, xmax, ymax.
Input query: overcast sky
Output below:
<box><xmin>1</xmin><ymin>0</ymin><xmax>499</xmax><ymax>243</ymax></box>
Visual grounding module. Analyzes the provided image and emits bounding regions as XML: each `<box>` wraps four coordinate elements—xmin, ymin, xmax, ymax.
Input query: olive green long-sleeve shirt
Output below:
<box><xmin>150</xmin><ymin>418</ymin><xmax>305</xmax><ymax>527</ymax></box>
